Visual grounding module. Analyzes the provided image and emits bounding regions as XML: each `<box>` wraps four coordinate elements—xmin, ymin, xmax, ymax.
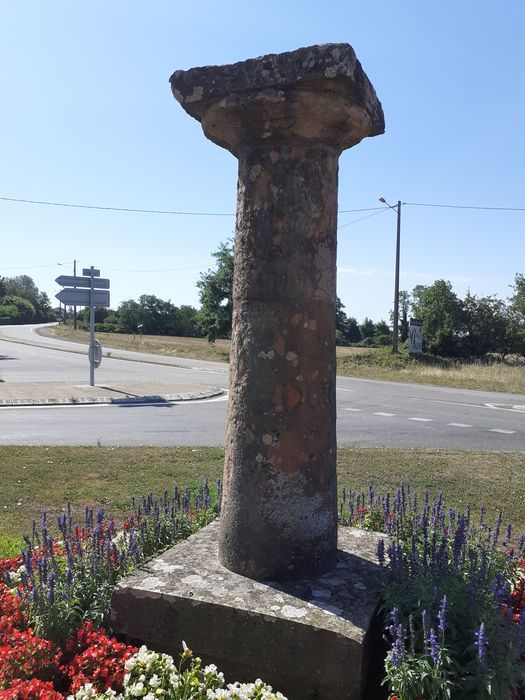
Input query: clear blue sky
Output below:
<box><xmin>1</xmin><ymin>1</ymin><xmax>523</xmax><ymax>323</ymax></box>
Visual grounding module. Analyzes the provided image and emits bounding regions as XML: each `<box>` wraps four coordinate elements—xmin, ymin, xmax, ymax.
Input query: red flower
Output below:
<box><xmin>62</xmin><ymin>621</ymin><xmax>137</xmax><ymax>694</ymax></box>
<box><xmin>0</xmin><ymin>678</ymin><xmax>62</xmax><ymax>699</ymax></box>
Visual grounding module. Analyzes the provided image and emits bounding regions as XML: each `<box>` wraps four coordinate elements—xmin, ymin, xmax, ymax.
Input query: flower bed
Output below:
<box><xmin>1</xmin><ymin>479</ymin><xmax>524</xmax><ymax>698</ymax></box>
<box><xmin>339</xmin><ymin>485</ymin><xmax>525</xmax><ymax>699</ymax></box>
<box><xmin>0</xmin><ymin>480</ymin><xmax>286</xmax><ymax>698</ymax></box>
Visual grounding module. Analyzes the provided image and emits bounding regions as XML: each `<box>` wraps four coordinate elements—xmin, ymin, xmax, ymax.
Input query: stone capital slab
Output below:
<box><xmin>170</xmin><ymin>43</ymin><xmax>384</xmax><ymax>155</ymax></box>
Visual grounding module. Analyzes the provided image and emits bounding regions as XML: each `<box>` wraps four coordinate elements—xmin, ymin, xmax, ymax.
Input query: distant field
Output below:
<box><xmin>44</xmin><ymin>326</ymin><xmax>525</xmax><ymax>394</ymax></box>
<box><xmin>1</xmin><ymin>445</ymin><xmax>523</xmax><ymax>557</ymax></box>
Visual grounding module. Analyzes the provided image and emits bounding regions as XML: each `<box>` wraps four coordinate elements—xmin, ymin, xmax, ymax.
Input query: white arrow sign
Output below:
<box><xmin>55</xmin><ymin>288</ymin><xmax>110</xmax><ymax>307</ymax></box>
<box><xmin>55</xmin><ymin>275</ymin><xmax>110</xmax><ymax>289</ymax></box>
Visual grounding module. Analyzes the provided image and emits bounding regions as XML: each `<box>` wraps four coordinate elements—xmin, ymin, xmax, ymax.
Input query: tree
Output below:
<box><xmin>0</xmin><ymin>295</ymin><xmax>36</xmax><ymax>323</ymax></box>
<box><xmin>411</xmin><ymin>280</ymin><xmax>464</xmax><ymax>356</ymax></box>
<box><xmin>1</xmin><ymin>275</ymin><xmax>55</xmax><ymax>322</ymax></box>
<box><xmin>196</xmin><ymin>240</ymin><xmax>234</xmax><ymax>344</ymax></box>
<box><xmin>360</xmin><ymin>317</ymin><xmax>376</xmax><ymax>340</ymax></box>
<box><xmin>373</xmin><ymin>319</ymin><xmax>391</xmax><ymax>346</ymax></box>
<box><xmin>461</xmin><ymin>292</ymin><xmax>509</xmax><ymax>357</ymax></box>
<box><xmin>116</xmin><ymin>299</ymin><xmax>142</xmax><ymax>334</ymax></box>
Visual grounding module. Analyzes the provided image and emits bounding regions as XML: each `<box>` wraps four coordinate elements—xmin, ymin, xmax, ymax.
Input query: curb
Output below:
<box><xmin>0</xmin><ymin>387</ymin><xmax>225</xmax><ymax>407</ymax></box>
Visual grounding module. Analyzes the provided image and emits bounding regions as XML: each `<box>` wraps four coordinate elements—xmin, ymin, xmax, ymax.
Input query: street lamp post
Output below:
<box><xmin>379</xmin><ymin>198</ymin><xmax>402</xmax><ymax>353</ymax></box>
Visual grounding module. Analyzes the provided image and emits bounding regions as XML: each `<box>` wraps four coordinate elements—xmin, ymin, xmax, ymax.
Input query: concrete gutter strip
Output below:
<box><xmin>0</xmin><ymin>385</ymin><xmax>224</xmax><ymax>407</ymax></box>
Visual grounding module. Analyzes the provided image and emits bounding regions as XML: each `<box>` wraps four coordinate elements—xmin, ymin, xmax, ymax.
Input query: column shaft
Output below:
<box><xmin>218</xmin><ymin>143</ymin><xmax>339</xmax><ymax>579</ymax></box>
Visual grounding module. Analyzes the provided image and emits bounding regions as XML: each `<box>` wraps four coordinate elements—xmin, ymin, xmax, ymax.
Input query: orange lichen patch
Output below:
<box><xmin>286</xmin><ymin>384</ymin><xmax>302</xmax><ymax>408</ymax></box>
<box><xmin>272</xmin><ymin>335</ymin><xmax>286</xmax><ymax>357</ymax></box>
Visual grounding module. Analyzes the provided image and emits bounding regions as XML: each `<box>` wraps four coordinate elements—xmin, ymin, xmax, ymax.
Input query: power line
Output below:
<box><xmin>0</xmin><ymin>196</ymin><xmax>384</xmax><ymax>217</ymax></box>
<box><xmin>404</xmin><ymin>201</ymin><xmax>525</xmax><ymax>211</ymax></box>
<box><xmin>338</xmin><ymin>208</ymin><xmax>388</xmax><ymax>229</ymax></box>
<box><xmin>0</xmin><ymin>196</ymin><xmax>233</xmax><ymax>217</ymax></box>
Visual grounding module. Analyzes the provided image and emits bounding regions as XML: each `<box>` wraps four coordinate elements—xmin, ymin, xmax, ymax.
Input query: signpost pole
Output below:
<box><xmin>55</xmin><ymin>267</ymin><xmax>109</xmax><ymax>385</ymax></box>
<box><xmin>89</xmin><ymin>266</ymin><xmax>95</xmax><ymax>387</ymax></box>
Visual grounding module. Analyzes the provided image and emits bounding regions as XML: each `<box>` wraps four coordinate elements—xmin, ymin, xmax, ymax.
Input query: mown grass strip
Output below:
<box><xmin>45</xmin><ymin>326</ymin><xmax>525</xmax><ymax>394</ymax></box>
<box><xmin>1</xmin><ymin>445</ymin><xmax>523</xmax><ymax>557</ymax></box>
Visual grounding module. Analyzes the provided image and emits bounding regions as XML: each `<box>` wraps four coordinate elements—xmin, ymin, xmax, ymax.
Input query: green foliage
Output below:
<box><xmin>336</xmin><ymin>298</ymin><xmax>362</xmax><ymax>345</ymax></box>
<box><xmin>0</xmin><ymin>295</ymin><xmax>36</xmax><ymax>323</ymax></box>
<box><xmin>461</xmin><ymin>292</ymin><xmax>509</xmax><ymax>356</ymax></box>
<box><xmin>0</xmin><ymin>275</ymin><xmax>55</xmax><ymax>323</ymax></box>
<box><xmin>411</xmin><ymin>280</ymin><xmax>464</xmax><ymax>356</ymax></box>
<box><xmin>196</xmin><ymin>239</ymin><xmax>234</xmax><ymax>344</ymax></box>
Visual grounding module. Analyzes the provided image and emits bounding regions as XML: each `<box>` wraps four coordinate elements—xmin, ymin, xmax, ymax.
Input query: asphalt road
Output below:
<box><xmin>1</xmin><ymin>324</ymin><xmax>524</xmax><ymax>450</ymax></box>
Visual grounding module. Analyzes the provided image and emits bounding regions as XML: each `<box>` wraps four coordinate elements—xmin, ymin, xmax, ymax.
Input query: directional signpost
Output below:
<box><xmin>55</xmin><ymin>266</ymin><xmax>110</xmax><ymax>386</ymax></box>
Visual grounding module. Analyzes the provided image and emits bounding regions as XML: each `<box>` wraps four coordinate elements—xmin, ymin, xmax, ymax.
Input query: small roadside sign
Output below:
<box><xmin>56</xmin><ymin>288</ymin><xmax>110</xmax><ymax>307</ymax></box>
<box><xmin>82</xmin><ymin>268</ymin><xmax>101</xmax><ymax>277</ymax></box>
<box><xmin>88</xmin><ymin>339</ymin><xmax>103</xmax><ymax>368</ymax></box>
<box><xmin>409</xmin><ymin>318</ymin><xmax>423</xmax><ymax>354</ymax></box>
<box><xmin>55</xmin><ymin>275</ymin><xmax>110</xmax><ymax>289</ymax></box>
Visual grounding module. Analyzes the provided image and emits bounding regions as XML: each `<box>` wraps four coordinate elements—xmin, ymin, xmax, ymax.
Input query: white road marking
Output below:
<box><xmin>448</xmin><ymin>423</ymin><xmax>473</xmax><ymax>428</ymax></box>
<box><xmin>373</xmin><ymin>412</ymin><xmax>396</xmax><ymax>417</ymax></box>
<box><xmin>337</xmin><ymin>388</ymin><xmax>355</xmax><ymax>392</ymax></box>
<box><xmin>408</xmin><ymin>417</ymin><xmax>433</xmax><ymax>422</ymax></box>
<box><xmin>344</xmin><ymin>408</ymin><xmax>362</xmax><ymax>412</ymax></box>
<box><xmin>489</xmin><ymin>428</ymin><xmax>516</xmax><ymax>434</ymax></box>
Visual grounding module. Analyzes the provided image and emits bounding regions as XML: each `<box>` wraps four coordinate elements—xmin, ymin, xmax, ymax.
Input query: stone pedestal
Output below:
<box><xmin>170</xmin><ymin>44</ymin><xmax>384</xmax><ymax>580</ymax></box>
<box><xmin>111</xmin><ymin>521</ymin><xmax>387</xmax><ymax>700</ymax></box>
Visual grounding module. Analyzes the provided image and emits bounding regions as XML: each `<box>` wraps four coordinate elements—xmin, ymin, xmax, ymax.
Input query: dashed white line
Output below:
<box><xmin>489</xmin><ymin>428</ymin><xmax>516</xmax><ymax>434</ymax></box>
<box><xmin>408</xmin><ymin>417</ymin><xmax>433</xmax><ymax>422</ymax></box>
<box><xmin>448</xmin><ymin>423</ymin><xmax>473</xmax><ymax>428</ymax></box>
<box><xmin>373</xmin><ymin>412</ymin><xmax>396</xmax><ymax>417</ymax></box>
<box><xmin>344</xmin><ymin>408</ymin><xmax>362</xmax><ymax>412</ymax></box>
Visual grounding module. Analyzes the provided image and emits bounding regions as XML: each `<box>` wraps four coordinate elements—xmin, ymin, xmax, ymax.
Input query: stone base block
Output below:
<box><xmin>110</xmin><ymin>521</ymin><xmax>387</xmax><ymax>700</ymax></box>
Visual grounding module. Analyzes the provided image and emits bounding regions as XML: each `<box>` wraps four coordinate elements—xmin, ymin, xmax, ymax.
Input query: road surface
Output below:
<box><xmin>0</xmin><ymin>324</ymin><xmax>523</xmax><ymax>449</ymax></box>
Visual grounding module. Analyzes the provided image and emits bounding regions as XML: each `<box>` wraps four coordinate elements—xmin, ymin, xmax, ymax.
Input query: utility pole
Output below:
<box><xmin>379</xmin><ymin>198</ymin><xmax>402</xmax><ymax>353</ymax></box>
<box><xmin>73</xmin><ymin>259</ymin><xmax>77</xmax><ymax>330</ymax></box>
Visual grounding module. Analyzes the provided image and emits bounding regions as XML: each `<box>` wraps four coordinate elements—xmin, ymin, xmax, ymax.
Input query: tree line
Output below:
<box><xmin>0</xmin><ymin>275</ymin><xmax>55</xmax><ymax>324</ymax></box>
<box><xmin>3</xmin><ymin>244</ymin><xmax>524</xmax><ymax>360</ymax></box>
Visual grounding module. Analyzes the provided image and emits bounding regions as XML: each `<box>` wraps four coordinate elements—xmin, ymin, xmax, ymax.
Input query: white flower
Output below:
<box><xmin>130</xmin><ymin>681</ymin><xmax>144</xmax><ymax>697</ymax></box>
<box><xmin>149</xmin><ymin>674</ymin><xmax>162</xmax><ymax>689</ymax></box>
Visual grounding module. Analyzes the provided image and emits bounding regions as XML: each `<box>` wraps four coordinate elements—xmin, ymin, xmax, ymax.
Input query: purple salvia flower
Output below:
<box><xmin>492</xmin><ymin>512</ymin><xmax>502</xmax><ymax>548</ymax></box>
<box><xmin>47</xmin><ymin>571</ymin><xmax>55</xmax><ymax>605</ymax></box>
<box><xmin>390</xmin><ymin>623</ymin><xmax>406</xmax><ymax>666</ymax></box>
<box><xmin>475</xmin><ymin>622</ymin><xmax>488</xmax><ymax>663</ymax></box>
<box><xmin>369</xmin><ymin>483</ymin><xmax>374</xmax><ymax>507</ymax></box>
<box><xmin>66</xmin><ymin>566</ymin><xmax>73</xmax><ymax>586</ymax></box>
<box><xmin>377</xmin><ymin>539</ymin><xmax>385</xmax><ymax>566</ymax></box>
<box><xmin>453</xmin><ymin>516</ymin><xmax>466</xmax><ymax>566</ymax></box>
<box><xmin>412</xmin><ymin>491</ymin><xmax>417</xmax><ymax>514</ymax></box>
<box><xmin>504</xmin><ymin>522</ymin><xmax>512</xmax><ymax>543</ymax></box>
<box><xmin>428</xmin><ymin>628</ymin><xmax>440</xmax><ymax>663</ymax></box>
<box><xmin>32</xmin><ymin>586</ymin><xmax>39</xmax><ymax>603</ymax></box>
<box><xmin>438</xmin><ymin>595</ymin><xmax>448</xmax><ymax>635</ymax></box>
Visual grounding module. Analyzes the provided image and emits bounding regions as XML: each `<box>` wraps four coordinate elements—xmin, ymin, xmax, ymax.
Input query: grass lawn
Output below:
<box><xmin>1</xmin><ymin>445</ymin><xmax>524</xmax><ymax>557</ymax></box>
<box><xmin>44</xmin><ymin>326</ymin><xmax>525</xmax><ymax>394</ymax></box>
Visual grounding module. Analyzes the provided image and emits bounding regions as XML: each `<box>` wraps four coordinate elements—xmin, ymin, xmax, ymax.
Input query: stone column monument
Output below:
<box><xmin>171</xmin><ymin>44</ymin><xmax>384</xmax><ymax>581</ymax></box>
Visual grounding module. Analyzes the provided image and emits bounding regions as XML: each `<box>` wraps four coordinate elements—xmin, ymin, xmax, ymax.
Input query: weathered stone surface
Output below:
<box><xmin>170</xmin><ymin>44</ymin><xmax>384</xmax><ymax>581</ymax></box>
<box><xmin>111</xmin><ymin>521</ymin><xmax>387</xmax><ymax>700</ymax></box>
<box><xmin>170</xmin><ymin>43</ymin><xmax>384</xmax><ymax>155</ymax></box>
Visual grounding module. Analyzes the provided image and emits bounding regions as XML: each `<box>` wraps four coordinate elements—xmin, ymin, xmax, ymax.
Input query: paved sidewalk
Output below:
<box><xmin>0</xmin><ymin>381</ymin><xmax>224</xmax><ymax>406</ymax></box>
